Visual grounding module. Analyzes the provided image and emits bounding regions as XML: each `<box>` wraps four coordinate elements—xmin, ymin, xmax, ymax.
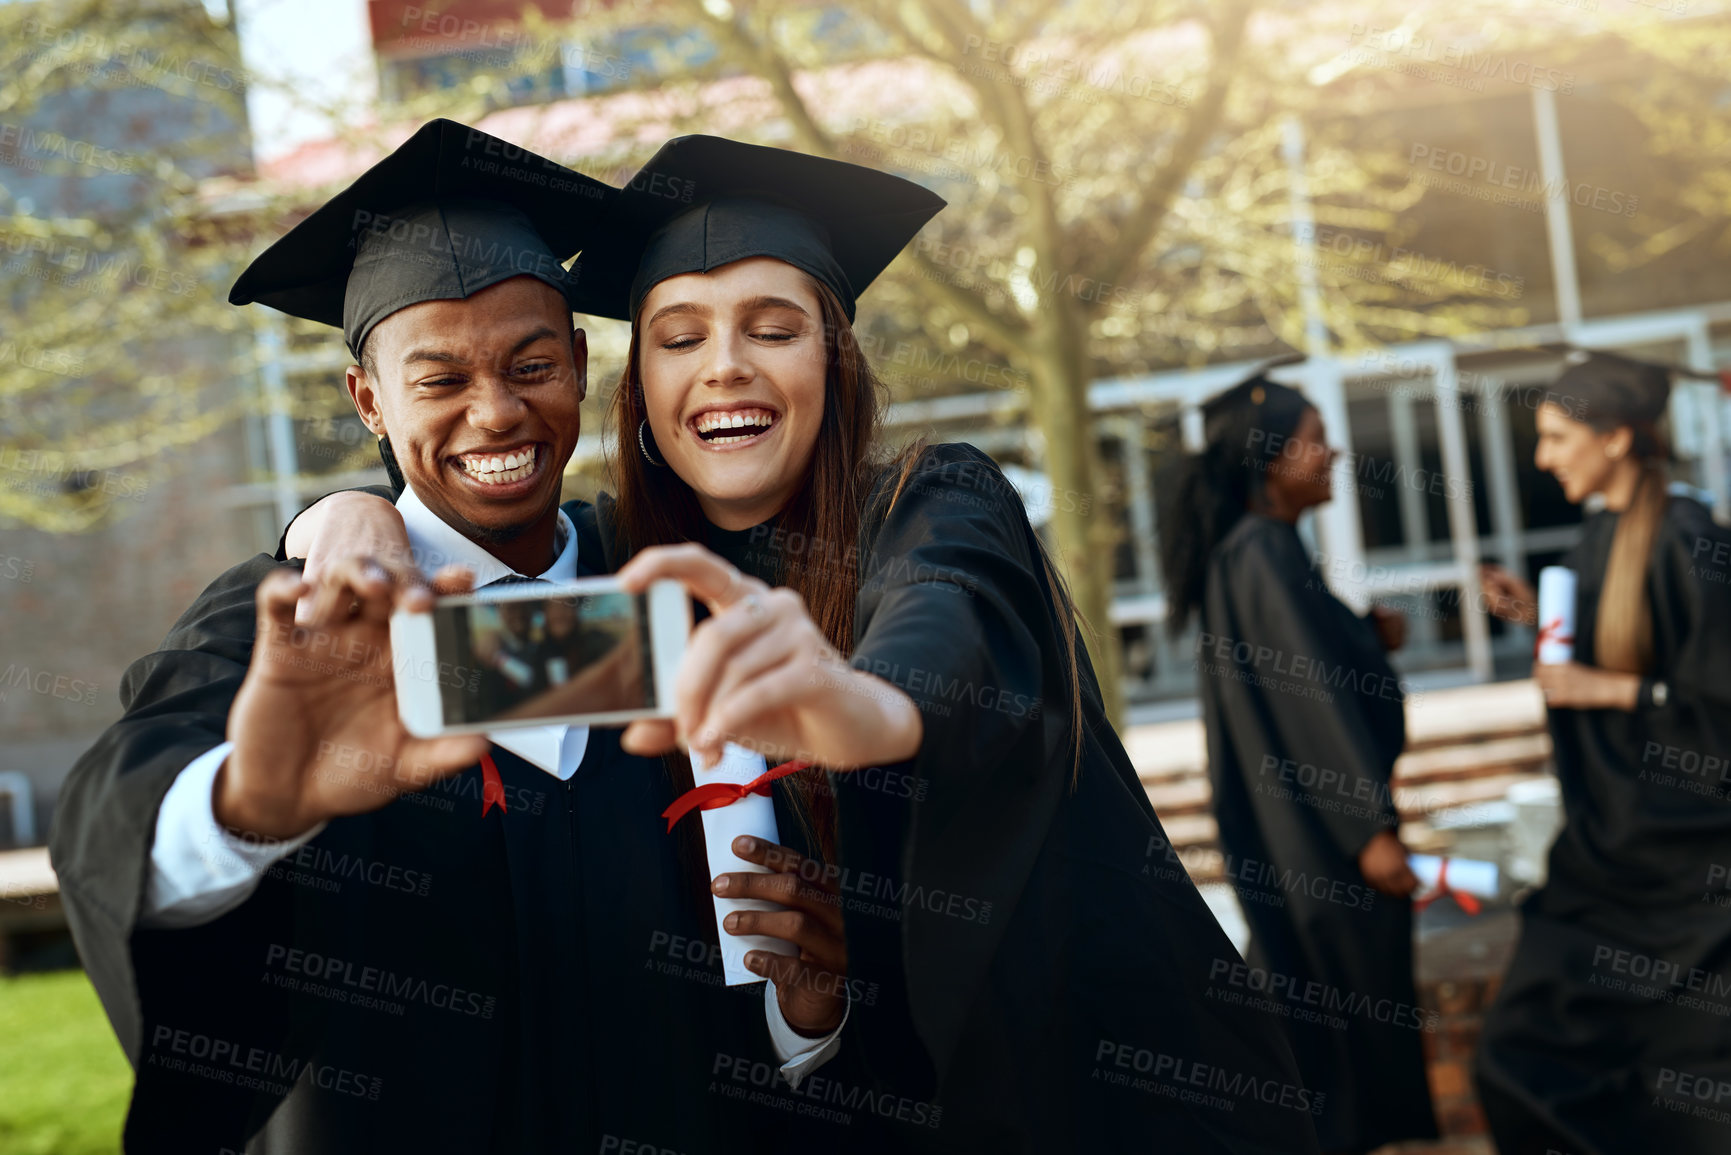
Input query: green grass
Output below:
<box><xmin>0</xmin><ymin>970</ymin><xmax>131</xmax><ymax>1155</ymax></box>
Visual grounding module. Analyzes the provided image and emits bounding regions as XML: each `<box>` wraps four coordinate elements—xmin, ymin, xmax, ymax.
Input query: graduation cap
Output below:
<box><xmin>1200</xmin><ymin>352</ymin><xmax>1310</xmax><ymax>444</ymax></box>
<box><xmin>571</xmin><ymin>135</ymin><xmax>946</xmax><ymax>323</ymax></box>
<box><xmin>229</xmin><ymin>118</ymin><xmax>615</xmax><ymax>359</ymax></box>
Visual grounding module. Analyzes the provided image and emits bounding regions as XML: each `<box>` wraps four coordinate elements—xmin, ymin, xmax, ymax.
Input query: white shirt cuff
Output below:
<box><xmin>765</xmin><ymin>977</ymin><xmax>848</xmax><ymax>1088</ymax></box>
<box><xmin>141</xmin><ymin>742</ymin><xmax>326</xmax><ymax>928</ymax></box>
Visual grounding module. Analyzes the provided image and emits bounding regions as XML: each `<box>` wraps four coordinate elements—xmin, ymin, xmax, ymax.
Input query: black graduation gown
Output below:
<box><xmin>1477</xmin><ymin>495</ymin><xmax>1731</xmax><ymax>1155</ymax></box>
<box><xmin>1197</xmin><ymin>513</ymin><xmax>1437</xmax><ymax>1152</ymax></box>
<box><xmin>46</xmin><ymin>504</ymin><xmax>803</xmax><ymax>1154</ymax></box>
<box><xmin>667</xmin><ymin>444</ymin><xmax>1321</xmax><ymax>1154</ymax></box>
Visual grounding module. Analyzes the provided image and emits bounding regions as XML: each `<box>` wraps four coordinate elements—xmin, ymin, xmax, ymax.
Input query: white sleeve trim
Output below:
<box><xmin>765</xmin><ymin>976</ymin><xmax>849</xmax><ymax>1088</ymax></box>
<box><xmin>141</xmin><ymin>742</ymin><xmax>326</xmax><ymax>928</ymax></box>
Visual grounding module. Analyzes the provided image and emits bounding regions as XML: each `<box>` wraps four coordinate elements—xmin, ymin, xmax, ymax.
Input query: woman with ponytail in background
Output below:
<box><xmin>1474</xmin><ymin>352</ymin><xmax>1731</xmax><ymax>1155</ymax></box>
<box><xmin>1158</xmin><ymin>365</ymin><xmax>1438</xmax><ymax>1155</ymax></box>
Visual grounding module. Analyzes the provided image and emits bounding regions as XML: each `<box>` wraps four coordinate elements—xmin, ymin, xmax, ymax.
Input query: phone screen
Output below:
<box><xmin>429</xmin><ymin>590</ymin><xmax>653</xmax><ymax>726</ymax></box>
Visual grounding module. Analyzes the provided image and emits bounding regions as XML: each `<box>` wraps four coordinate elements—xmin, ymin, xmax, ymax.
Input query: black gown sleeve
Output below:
<box><xmin>840</xmin><ymin>443</ymin><xmax>1072</xmax><ymax>1084</ymax></box>
<box><xmin>50</xmin><ymin>555</ymin><xmax>289</xmax><ymax>1060</ymax></box>
<box><xmin>274</xmin><ymin>485</ymin><xmax>397</xmax><ymax>561</ymax></box>
<box><xmin>1209</xmin><ymin>522</ymin><xmax>1405</xmax><ymax>860</ymax></box>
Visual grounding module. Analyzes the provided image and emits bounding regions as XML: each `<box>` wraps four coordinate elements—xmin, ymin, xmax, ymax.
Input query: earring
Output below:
<box><xmin>638</xmin><ymin>419</ymin><xmax>664</xmax><ymax>467</ymax></box>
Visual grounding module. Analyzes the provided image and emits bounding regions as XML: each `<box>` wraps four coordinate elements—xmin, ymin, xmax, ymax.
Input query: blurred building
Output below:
<box><xmin>248</xmin><ymin>4</ymin><xmax>1731</xmax><ymax>715</ymax></box>
<box><xmin>9</xmin><ymin>3</ymin><xmax>1731</xmax><ymax>855</ymax></box>
<box><xmin>0</xmin><ymin>0</ymin><xmax>255</xmax><ymax>848</ymax></box>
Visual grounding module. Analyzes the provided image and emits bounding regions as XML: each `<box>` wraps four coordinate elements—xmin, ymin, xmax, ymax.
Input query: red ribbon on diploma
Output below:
<box><xmin>480</xmin><ymin>751</ymin><xmax>508</xmax><ymax>817</ymax></box>
<box><xmin>1413</xmin><ymin>858</ymin><xmax>1481</xmax><ymax>916</ymax></box>
<box><xmin>662</xmin><ymin>760</ymin><xmax>811</xmax><ymax>833</ymax></box>
<box><xmin>1534</xmin><ymin>616</ymin><xmax>1572</xmax><ymax>660</ymax></box>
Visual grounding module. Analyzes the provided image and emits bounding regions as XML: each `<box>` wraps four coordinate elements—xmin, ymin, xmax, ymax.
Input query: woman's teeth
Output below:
<box><xmin>459</xmin><ymin>446</ymin><xmax>538</xmax><ymax>484</ymax></box>
<box><xmin>693</xmin><ymin>409</ymin><xmax>777</xmax><ymax>444</ymax></box>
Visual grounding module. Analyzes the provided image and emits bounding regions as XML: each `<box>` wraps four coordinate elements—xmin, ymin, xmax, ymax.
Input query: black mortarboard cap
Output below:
<box><xmin>571</xmin><ymin>135</ymin><xmax>946</xmax><ymax>323</ymax></box>
<box><xmin>229</xmin><ymin>119</ymin><xmax>614</xmax><ymax>358</ymax></box>
<box><xmin>1200</xmin><ymin>352</ymin><xmax>1310</xmax><ymax>445</ymax></box>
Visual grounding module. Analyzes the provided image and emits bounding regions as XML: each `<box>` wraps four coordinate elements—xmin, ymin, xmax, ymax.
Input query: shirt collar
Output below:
<box><xmin>394</xmin><ymin>484</ymin><xmax>578</xmax><ymax>586</ymax></box>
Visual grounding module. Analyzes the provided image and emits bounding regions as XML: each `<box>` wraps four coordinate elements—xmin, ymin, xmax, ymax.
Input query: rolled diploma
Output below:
<box><xmin>1409</xmin><ymin>854</ymin><xmax>1499</xmax><ymax>899</ymax></box>
<box><xmin>693</xmin><ymin>743</ymin><xmax>798</xmax><ymax>985</ymax></box>
<box><xmin>1535</xmin><ymin>566</ymin><xmax>1577</xmax><ymax>664</ymax></box>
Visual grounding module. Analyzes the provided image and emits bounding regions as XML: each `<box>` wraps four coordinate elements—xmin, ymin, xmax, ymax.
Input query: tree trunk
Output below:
<box><xmin>1030</xmin><ymin>295</ymin><xmax>1125</xmax><ymax>729</ymax></box>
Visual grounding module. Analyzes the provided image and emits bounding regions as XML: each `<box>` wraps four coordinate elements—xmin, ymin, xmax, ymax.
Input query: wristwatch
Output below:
<box><xmin>1639</xmin><ymin>677</ymin><xmax>1670</xmax><ymax>709</ymax></box>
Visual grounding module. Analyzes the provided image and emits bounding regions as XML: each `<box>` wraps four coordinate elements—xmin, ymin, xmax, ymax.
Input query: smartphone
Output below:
<box><xmin>391</xmin><ymin>577</ymin><xmax>689</xmax><ymax>737</ymax></box>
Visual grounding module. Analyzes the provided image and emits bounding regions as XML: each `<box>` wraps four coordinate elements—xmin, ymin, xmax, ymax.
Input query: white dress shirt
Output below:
<box><xmin>142</xmin><ymin>483</ymin><xmax>841</xmax><ymax>1082</ymax></box>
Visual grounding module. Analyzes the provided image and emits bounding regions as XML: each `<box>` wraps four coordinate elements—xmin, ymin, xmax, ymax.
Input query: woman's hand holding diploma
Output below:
<box><xmin>617</xmin><ymin>543</ymin><xmax>922</xmax><ymax>769</ymax></box>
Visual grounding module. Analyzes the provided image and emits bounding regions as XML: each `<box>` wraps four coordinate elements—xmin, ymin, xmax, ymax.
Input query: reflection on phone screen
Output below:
<box><xmin>431</xmin><ymin>592</ymin><xmax>652</xmax><ymax>725</ymax></box>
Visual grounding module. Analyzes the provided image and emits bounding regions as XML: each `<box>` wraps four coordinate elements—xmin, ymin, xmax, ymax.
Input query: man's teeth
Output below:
<box><xmin>460</xmin><ymin>447</ymin><xmax>537</xmax><ymax>484</ymax></box>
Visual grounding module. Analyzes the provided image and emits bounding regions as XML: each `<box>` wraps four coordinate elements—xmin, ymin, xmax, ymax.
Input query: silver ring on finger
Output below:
<box><xmin>742</xmin><ymin>593</ymin><xmax>766</xmax><ymax>620</ymax></box>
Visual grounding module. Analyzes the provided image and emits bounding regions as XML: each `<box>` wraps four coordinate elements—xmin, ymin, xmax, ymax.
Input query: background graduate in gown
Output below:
<box><xmin>1475</xmin><ymin>350</ymin><xmax>1731</xmax><ymax>1155</ymax></box>
<box><xmin>48</xmin><ymin>120</ymin><xmax>849</xmax><ymax>1154</ymax></box>
<box><xmin>1158</xmin><ymin>369</ymin><xmax>1438</xmax><ymax>1154</ymax></box>
<box><xmin>291</xmin><ymin>134</ymin><xmax>1323</xmax><ymax>1153</ymax></box>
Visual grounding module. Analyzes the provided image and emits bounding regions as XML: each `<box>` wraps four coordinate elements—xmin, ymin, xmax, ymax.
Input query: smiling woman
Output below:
<box><xmin>632</xmin><ymin>263</ymin><xmax>829</xmax><ymax>530</ymax></box>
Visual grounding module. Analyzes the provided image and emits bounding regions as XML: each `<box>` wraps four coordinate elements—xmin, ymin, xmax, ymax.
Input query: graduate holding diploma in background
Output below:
<box><xmin>1157</xmin><ymin>366</ymin><xmax>1438</xmax><ymax>1155</ymax></box>
<box><xmin>48</xmin><ymin>121</ymin><xmax>848</xmax><ymax>1155</ymax></box>
<box><xmin>289</xmin><ymin>135</ymin><xmax>1319</xmax><ymax>1153</ymax></box>
<box><xmin>1474</xmin><ymin>350</ymin><xmax>1731</xmax><ymax>1155</ymax></box>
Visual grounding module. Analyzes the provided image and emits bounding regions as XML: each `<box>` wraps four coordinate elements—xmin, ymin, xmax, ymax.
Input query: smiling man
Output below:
<box><xmin>50</xmin><ymin>120</ymin><xmax>845</xmax><ymax>1154</ymax></box>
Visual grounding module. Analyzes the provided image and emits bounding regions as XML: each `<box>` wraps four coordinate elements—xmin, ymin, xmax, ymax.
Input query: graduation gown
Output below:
<box><xmin>602</xmin><ymin>444</ymin><xmax>1320</xmax><ymax>1154</ymax></box>
<box><xmin>1477</xmin><ymin>495</ymin><xmax>1731</xmax><ymax>1155</ymax></box>
<box><xmin>1197</xmin><ymin>513</ymin><xmax>1437</xmax><ymax>1152</ymax></box>
<box><xmin>47</xmin><ymin>503</ymin><xmax>816</xmax><ymax>1154</ymax></box>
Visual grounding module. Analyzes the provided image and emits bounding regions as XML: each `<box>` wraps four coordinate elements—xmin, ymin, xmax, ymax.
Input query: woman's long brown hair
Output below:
<box><xmin>1594</xmin><ymin>422</ymin><xmax>1668</xmax><ymax>674</ymax></box>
